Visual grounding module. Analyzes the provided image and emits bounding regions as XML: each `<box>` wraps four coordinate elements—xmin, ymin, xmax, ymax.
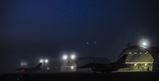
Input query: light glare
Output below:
<box><xmin>70</xmin><ymin>54</ymin><xmax>76</xmax><ymax>60</ymax></box>
<box><xmin>139</xmin><ymin>38</ymin><xmax>150</xmax><ymax>48</ymax></box>
<box><xmin>39</xmin><ymin>59</ymin><xmax>44</xmax><ymax>63</ymax></box>
<box><xmin>134</xmin><ymin>64</ymin><xmax>137</xmax><ymax>66</ymax></box>
<box><xmin>62</xmin><ymin>54</ymin><xmax>68</xmax><ymax>60</ymax></box>
<box><xmin>45</xmin><ymin>59</ymin><xmax>49</xmax><ymax>63</ymax></box>
<box><xmin>70</xmin><ymin>66</ymin><xmax>75</xmax><ymax>70</ymax></box>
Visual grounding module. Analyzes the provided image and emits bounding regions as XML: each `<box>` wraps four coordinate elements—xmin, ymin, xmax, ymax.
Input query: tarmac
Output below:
<box><xmin>1</xmin><ymin>72</ymin><xmax>159</xmax><ymax>81</ymax></box>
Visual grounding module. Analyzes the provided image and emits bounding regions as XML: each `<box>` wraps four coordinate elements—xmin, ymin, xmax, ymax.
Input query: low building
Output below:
<box><xmin>48</xmin><ymin>57</ymin><xmax>110</xmax><ymax>72</ymax></box>
<box><xmin>61</xmin><ymin>59</ymin><xmax>77</xmax><ymax>72</ymax></box>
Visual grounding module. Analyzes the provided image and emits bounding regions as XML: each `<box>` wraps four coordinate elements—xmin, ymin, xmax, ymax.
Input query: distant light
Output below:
<box><xmin>138</xmin><ymin>38</ymin><xmax>150</xmax><ymax>48</ymax></box>
<box><xmin>70</xmin><ymin>54</ymin><xmax>76</xmax><ymax>60</ymax></box>
<box><xmin>39</xmin><ymin>59</ymin><xmax>44</xmax><ymax>63</ymax></box>
<box><xmin>145</xmin><ymin>63</ymin><xmax>147</xmax><ymax>66</ymax></box>
<box><xmin>70</xmin><ymin>66</ymin><xmax>75</xmax><ymax>70</ymax></box>
<box><xmin>134</xmin><ymin>64</ymin><xmax>137</xmax><ymax>66</ymax></box>
<box><xmin>45</xmin><ymin>59</ymin><xmax>49</xmax><ymax>63</ymax></box>
<box><xmin>62</xmin><ymin>54</ymin><xmax>68</xmax><ymax>60</ymax></box>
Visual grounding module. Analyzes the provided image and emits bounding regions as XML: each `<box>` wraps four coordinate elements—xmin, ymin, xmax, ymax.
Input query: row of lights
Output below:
<box><xmin>39</xmin><ymin>58</ymin><xmax>49</xmax><ymax>64</ymax></box>
<box><xmin>20</xmin><ymin>54</ymin><xmax>77</xmax><ymax>67</ymax></box>
<box><xmin>20</xmin><ymin>58</ymin><xmax>49</xmax><ymax>67</ymax></box>
<box><xmin>134</xmin><ymin>63</ymin><xmax>148</xmax><ymax>66</ymax></box>
<box><xmin>129</xmin><ymin>51</ymin><xmax>148</xmax><ymax>55</ymax></box>
<box><xmin>62</xmin><ymin>54</ymin><xmax>76</xmax><ymax>60</ymax></box>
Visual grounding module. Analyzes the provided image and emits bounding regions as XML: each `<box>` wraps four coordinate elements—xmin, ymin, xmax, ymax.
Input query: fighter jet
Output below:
<box><xmin>77</xmin><ymin>54</ymin><xmax>128</xmax><ymax>73</ymax></box>
<box><xmin>16</xmin><ymin>63</ymin><xmax>42</xmax><ymax>73</ymax></box>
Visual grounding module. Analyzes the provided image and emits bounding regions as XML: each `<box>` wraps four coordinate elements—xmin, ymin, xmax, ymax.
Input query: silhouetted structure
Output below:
<box><xmin>119</xmin><ymin>45</ymin><xmax>154</xmax><ymax>72</ymax></box>
<box><xmin>119</xmin><ymin>44</ymin><xmax>159</xmax><ymax>72</ymax></box>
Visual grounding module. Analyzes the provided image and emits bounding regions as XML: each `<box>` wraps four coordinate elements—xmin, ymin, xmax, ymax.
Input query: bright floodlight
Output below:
<box><xmin>39</xmin><ymin>59</ymin><xmax>44</xmax><ymax>63</ymax></box>
<box><xmin>139</xmin><ymin>39</ymin><xmax>150</xmax><ymax>48</ymax></box>
<box><xmin>62</xmin><ymin>54</ymin><xmax>68</xmax><ymax>60</ymax></box>
<box><xmin>45</xmin><ymin>59</ymin><xmax>49</xmax><ymax>63</ymax></box>
<box><xmin>70</xmin><ymin>54</ymin><xmax>76</xmax><ymax>60</ymax></box>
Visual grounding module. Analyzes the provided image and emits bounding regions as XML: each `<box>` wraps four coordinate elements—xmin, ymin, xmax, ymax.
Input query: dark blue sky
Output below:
<box><xmin>0</xmin><ymin>0</ymin><xmax>159</xmax><ymax>72</ymax></box>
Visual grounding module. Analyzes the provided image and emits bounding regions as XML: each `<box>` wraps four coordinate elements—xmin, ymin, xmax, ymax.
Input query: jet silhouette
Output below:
<box><xmin>77</xmin><ymin>54</ymin><xmax>128</xmax><ymax>73</ymax></box>
<box><xmin>16</xmin><ymin>63</ymin><xmax>42</xmax><ymax>73</ymax></box>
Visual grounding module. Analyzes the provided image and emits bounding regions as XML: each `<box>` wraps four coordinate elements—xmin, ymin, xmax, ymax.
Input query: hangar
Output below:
<box><xmin>118</xmin><ymin>45</ymin><xmax>154</xmax><ymax>72</ymax></box>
